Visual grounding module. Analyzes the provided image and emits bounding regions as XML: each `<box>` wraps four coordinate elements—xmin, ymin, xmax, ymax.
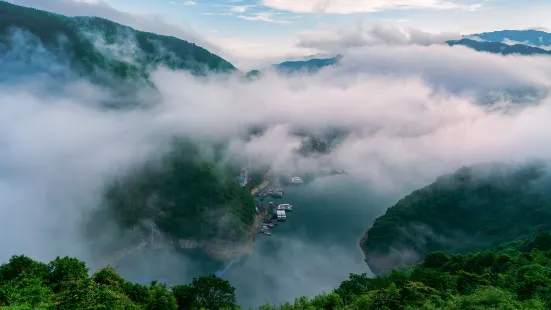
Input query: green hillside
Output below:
<box><xmin>0</xmin><ymin>1</ymin><xmax>236</xmax><ymax>85</ymax></box>
<box><xmin>360</xmin><ymin>162</ymin><xmax>551</xmax><ymax>276</ymax></box>
<box><xmin>100</xmin><ymin>139</ymin><xmax>255</xmax><ymax>243</ymax></box>
<box><xmin>3</xmin><ymin>231</ymin><xmax>551</xmax><ymax>309</ymax></box>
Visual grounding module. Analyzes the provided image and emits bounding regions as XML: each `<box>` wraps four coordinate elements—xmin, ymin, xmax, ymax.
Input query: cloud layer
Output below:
<box><xmin>262</xmin><ymin>0</ymin><xmax>482</xmax><ymax>14</ymax></box>
<box><xmin>296</xmin><ymin>20</ymin><xmax>461</xmax><ymax>53</ymax></box>
<box><xmin>3</xmin><ymin>27</ymin><xmax>551</xmax><ymax>307</ymax></box>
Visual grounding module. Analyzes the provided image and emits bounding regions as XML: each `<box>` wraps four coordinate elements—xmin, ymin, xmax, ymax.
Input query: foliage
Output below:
<box><xmin>102</xmin><ymin>138</ymin><xmax>256</xmax><ymax>241</ymax></box>
<box><xmin>173</xmin><ymin>275</ymin><xmax>237</xmax><ymax>310</ymax></box>
<box><xmin>261</xmin><ymin>231</ymin><xmax>551</xmax><ymax>309</ymax></box>
<box><xmin>4</xmin><ymin>232</ymin><xmax>551</xmax><ymax>309</ymax></box>
<box><xmin>360</xmin><ymin>162</ymin><xmax>551</xmax><ymax>274</ymax></box>
<box><xmin>0</xmin><ymin>1</ymin><xmax>236</xmax><ymax>86</ymax></box>
<box><xmin>0</xmin><ymin>256</ymin><xmax>231</xmax><ymax>310</ymax></box>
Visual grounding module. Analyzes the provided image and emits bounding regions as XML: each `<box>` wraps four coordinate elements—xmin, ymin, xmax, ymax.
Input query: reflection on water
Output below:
<box><xmin>116</xmin><ymin>175</ymin><xmax>396</xmax><ymax>308</ymax></box>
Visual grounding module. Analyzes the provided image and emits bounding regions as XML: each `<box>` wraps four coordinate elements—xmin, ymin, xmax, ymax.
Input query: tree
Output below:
<box><xmin>46</xmin><ymin>257</ymin><xmax>88</xmax><ymax>291</ymax></box>
<box><xmin>174</xmin><ymin>275</ymin><xmax>236</xmax><ymax>310</ymax></box>
<box><xmin>172</xmin><ymin>284</ymin><xmax>195</xmax><ymax>310</ymax></box>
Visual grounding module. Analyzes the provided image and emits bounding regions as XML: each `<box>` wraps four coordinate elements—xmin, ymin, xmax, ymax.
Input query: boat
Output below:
<box><xmin>277</xmin><ymin>203</ymin><xmax>293</xmax><ymax>211</ymax></box>
<box><xmin>290</xmin><ymin>176</ymin><xmax>304</xmax><ymax>184</ymax></box>
<box><xmin>263</xmin><ymin>231</ymin><xmax>272</xmax><ymax>236</ymax></box>
<box><xmin>267</xmin><ymin>188</ymin><xmax>284</xmax><ymax>198</ymax></box>
<box><xmin>276</xmin><ymin>209</ymin><xmax>287</xmax><ymax>222</ymax></box>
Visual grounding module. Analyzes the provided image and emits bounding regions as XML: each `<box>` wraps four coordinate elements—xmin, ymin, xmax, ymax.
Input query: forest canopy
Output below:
<box><xmin>3</xmin><ymin>231</ymin><xmax>551</xmax><ymax>309</ymax></box>
<box><xmin>361</xmin><ymin>161</ymin><xmax>551</xmax><ymax>276</ymax></box>
<box><xmin>101</xmin><ymin>138</ymin><xmax>256</xmax><ymax>242</ymax></box>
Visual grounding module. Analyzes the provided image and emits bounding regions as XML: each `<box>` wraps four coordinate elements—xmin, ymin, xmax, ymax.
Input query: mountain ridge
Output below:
<box><xmin>0</xmin><ymin>0</ymin><xmax>237</xmax><ymax>84</ymax></box>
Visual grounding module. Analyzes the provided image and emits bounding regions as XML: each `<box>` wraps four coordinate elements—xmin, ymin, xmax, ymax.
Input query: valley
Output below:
<box><xmin>3</xmin><ymin>1</ymin><xmax>551</xmax><ymax>309</ymax></box>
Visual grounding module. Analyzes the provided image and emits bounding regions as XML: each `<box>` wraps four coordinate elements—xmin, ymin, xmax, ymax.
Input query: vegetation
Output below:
<box><xmin>274</xmin><ymin>55</ymin><xmax>343</xmax><ymax>75</ymax></box>
<box><xmin>446</xmin><ymin>38</ymin><xmax>551</xmax><ymax>56</ymax></box>
<box><xmin>103</xmin><ymin>139</ymin><xmax>256</xmax><ymax>241</ymax></box>
<box><xmin>0</xmin><ymin>1</ymin><xmax>236</xmax><ymax>85</ymax></box>
<box><xmin>360</xmin><ymin>162</ymin><xmax>551</xmax><ymax>275</ymax></box>
<box><xmin>4</xmin><ymin>231</ymin><xmax>551</xmax><ymax>309</ymax></box>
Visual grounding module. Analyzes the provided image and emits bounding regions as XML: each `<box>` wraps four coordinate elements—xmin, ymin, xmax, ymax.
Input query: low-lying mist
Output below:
<box><xmin>3</xmin><ymin>28</ymin><xmax>551</xmax><ymax>307</ymax></box>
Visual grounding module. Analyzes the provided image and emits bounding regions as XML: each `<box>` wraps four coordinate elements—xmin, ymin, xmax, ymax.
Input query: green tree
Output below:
<box><xmin>174</xmin><ymin>275</ymin><xmax>236</xmax><ymax>310</ymax></box>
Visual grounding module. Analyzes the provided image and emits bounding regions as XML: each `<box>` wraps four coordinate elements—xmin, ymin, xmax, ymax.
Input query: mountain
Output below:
<box><xmin>274</xmin><ymin>54</ymin><xmax>342</xmax><ymax>74</ymax></box>
<box><xmin>360</xmin><ymin>162</ymin><xmax>551</xmax><ymax>276</ymax></box>
<box><xmin>0</xmin><ymin>1</ymin><xmax>236</xmax><ymax>86</ymax></box>
<box><xmin>4</xmin><ymin>230</ymin><xmax>551</xmax><ymax>309</ymax></box>
<box><xmin>244</xmin><ymin>55</ymin><xmax>342</xmax><ymax>79</ymax></box>
<box><xmin>468</xmin><ymin>29</ymin><xmax>551</xmax><ymax>47</ymax></box>
<box><xmin>89</xmin><ymin>138</ymin><xmax>256</xmax><ymax>261</ymax></box>
<box><xmin>446</xmin><ymin>38</ymin><xmax>551</xmax><ymax>56</ymax></box>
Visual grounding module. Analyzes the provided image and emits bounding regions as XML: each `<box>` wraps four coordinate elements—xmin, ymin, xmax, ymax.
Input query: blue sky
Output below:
<box><xmin>10</xmin><ymin>0</ymin><xmax>551</xmax><ymax>69</ymax></box>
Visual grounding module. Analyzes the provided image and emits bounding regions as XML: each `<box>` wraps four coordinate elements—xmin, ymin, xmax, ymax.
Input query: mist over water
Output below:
<box><xmin>112</xmin><ymin>175</ymin><xmax>399</xmax><ymax>308</ymax></box>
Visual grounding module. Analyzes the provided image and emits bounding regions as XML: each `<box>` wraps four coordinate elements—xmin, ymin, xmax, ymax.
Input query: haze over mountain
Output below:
<box><xmin>4</xmin><ymin>0</ymin><xmax>551</xmax><ymax>308</ymax></box>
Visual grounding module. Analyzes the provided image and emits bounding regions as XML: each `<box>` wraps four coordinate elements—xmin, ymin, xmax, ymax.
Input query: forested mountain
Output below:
<box><xmin>274</xmin><ymin>55</ymin><xmax>343</xmax><ymax>74</ymax></box>
<box><xmin>469</xmin><ymin>29</ymin><xmax>551</xmax><ymax>47</ymax></box>
<box><xmin>4</xmin><ymin>231</ymin><xmax>551</xmax><ymax>309</ymax></box>
<box><xmin>447</xmin><ymin>38</ymin><xmax>551</xmax><ymax>56</ymax></box>
<box><xmin>0</xmin><ymin>0</ymin><xmax>236</xmax><ymax>86</ymax></box>
<box><xmin>92</xmin><ymin>138</ymin><xmax>256</xmax><ymax>252</ymax></box>
<box><xmin>360</xmin><ymin>162</ymin><xmax>551</xmax><ymax>276</ymax></box>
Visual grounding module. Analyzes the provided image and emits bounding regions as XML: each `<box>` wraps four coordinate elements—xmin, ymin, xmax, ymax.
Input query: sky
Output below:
<box><xmin>8</xmin><ymin>0</ymin><xmax>551</xmax><ymax>69</ymax></box>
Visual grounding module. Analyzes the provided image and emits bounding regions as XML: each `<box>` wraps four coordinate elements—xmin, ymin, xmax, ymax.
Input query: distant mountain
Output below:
<box><xmin>468</xmin><ymin>29</ymin><xmax>551</xmax><ymax>47</ymax></box>
<box><xmin>274</xmin><ymin>55</ymin><xmax>342</xmax><ymax>74</ymax></box>
<box><xmin>446</xmin><ymin>38</ymin><xmax>551</xmax><ymax>56</ymax></box>
<box><xmin>244</xmin><ymin>55</ymin><xmax>342</xmax><ymax>79</ymax></box>
<box><xmin>0</xmin><ymin>1</ymin><xmax>237</xmax><ymax>86</ymax></box>
<box><xmin>360</xmin><ymin>162</ymin><xmax>551</xmax><ymax>276</ymax></box>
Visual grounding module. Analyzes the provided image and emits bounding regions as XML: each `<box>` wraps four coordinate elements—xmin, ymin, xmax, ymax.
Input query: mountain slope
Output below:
<box><xmin>90</xmin><ymin>139</ymin><xmax>256</xmax><ymax>259</ymax></box>
<box><xmin>274</xmin><ymin>55</ymin><xmax>342</xmax><ymax>74</ymax></box>
<box><xmin>0</xmin><ymin>1</ymin><xmax>236</xmax><ymax>84</ymax></box>
<box><xmin>446</xmin><ymin>38</ymin><xmax>551</xmax><ymax>56</ymax></box>
<box><xmin>360</xmin><ymin>162</ymin><xmax>551</xmax><ymax>276</ymax></box>
<box><xmin>469</xmin><ymin>29</ymin><xmax>551</xmax><ymax>47</ymax></box>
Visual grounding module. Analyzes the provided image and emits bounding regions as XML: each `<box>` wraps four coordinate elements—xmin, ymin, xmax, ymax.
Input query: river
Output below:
<box><xmin>116</xmin><ymin>174</ymin><xmax>397</xmax><ymax>308</ymax></box>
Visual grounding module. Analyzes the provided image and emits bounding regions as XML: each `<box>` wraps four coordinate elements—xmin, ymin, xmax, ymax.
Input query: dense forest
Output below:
<box><xmin>0</xmin><ymin>1</ymin><xmax>236</xmax><ymax>86</ymax></box>
<box><xmin>361</xmin><ymin>161</ymin><xmax>551</xmax><ymax>276</ymax></box>
<box><xmin>3</xmin><ymin>231</ymin><xmax>551</xmax><ymax>309</ymax></box>
<box><xmin>98</xmin><ymin>139</ymin><xmax>256</xmax><ymax>243</ymax></box>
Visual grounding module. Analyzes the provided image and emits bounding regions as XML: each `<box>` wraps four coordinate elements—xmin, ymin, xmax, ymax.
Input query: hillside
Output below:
<box><xmin>446</xmin><ymin>38</ymin><xmax>551</xmax><ymax>56</ymax></box>
<box><xmin>0</xmin><ymin>1</ymin><xmax>236</xmax><ymax>85</ymax></box>
<box><xmin>95</xmin><ymin>139</ymin><xmax>256</xmax><ymax>251</ymax></box>
<box><xmin>274</xmin><ymin>55</ymin><xmax>342</xmax><ymax>74</ymax></box>
<box><xmin>3</xmin><ymin>231</ymin><xmax>551</xmax><ymax>309</ymax></box>
<box><xmin>360</xmin><ymin>162</ymin><xmax>551</xmax><ymax>276</ymax></box>
<box><xmin>469</xmin><ymin>29</ymin><xmax>551</xmax><ymax>47</ymax></box>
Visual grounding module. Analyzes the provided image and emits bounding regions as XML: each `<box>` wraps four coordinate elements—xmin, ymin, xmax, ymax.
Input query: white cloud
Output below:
<box><xmin>237</xmin><ymin>12</ymin><xmax>291</xmax><ymax>23</ymax></box>
<box><xmin>169</xmin><ymin>0</ymin><xmax>196</xmax><ymax>5</ymax></box>
<box><xmin>261</xmin><ymin>0</ymin><xmax>482</xmax><ymax>14</ymax></box>
<box><xmin>230</xmin><ymin>6</ymin><xmax>247</xmax><ymax>13</ymax></box>
<box><xmin>296</xmin><ymin>20</ymin><xmax>461</xmax><ymax>53</ymax></box>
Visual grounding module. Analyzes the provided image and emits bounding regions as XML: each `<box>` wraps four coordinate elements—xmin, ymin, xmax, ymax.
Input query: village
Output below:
<box><xmin>237</xmin><ymin>167</ymin><xmax>305</xmax><ymax>239</ymax></box>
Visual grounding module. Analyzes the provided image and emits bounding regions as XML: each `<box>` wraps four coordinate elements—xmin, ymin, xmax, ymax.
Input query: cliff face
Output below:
<box><xmin>360</xmin><ymin>161</ymin><xmax>551</xmax><ymax>276</ymax></box>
